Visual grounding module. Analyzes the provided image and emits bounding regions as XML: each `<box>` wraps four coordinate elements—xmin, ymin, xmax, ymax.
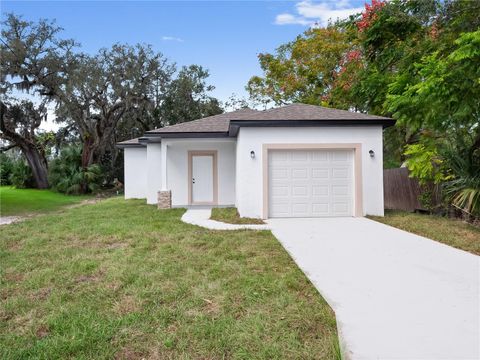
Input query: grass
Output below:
<box><xmin>0</xmin><ymin>198</ymin><xmax>339</xmax><ymax>359</ymax></box>
<box><xmin>211</xmin><ymin>207</ymin><xmax>266</xmax><ymax>225</ymax></box>
<box><xmin>0</xmin><ymin>186</ymin><xmax>91</xmax><ymax>217</ymax></box>
<box><xmin>369</xmin><ymin>210</ymin><xmax>480</xmax><ymax>255</ymax></box>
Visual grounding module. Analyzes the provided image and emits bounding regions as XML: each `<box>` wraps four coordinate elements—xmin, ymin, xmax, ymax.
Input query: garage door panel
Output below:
<box><xmin>271</xmin><ymin>168</ymin><xmax>289</xmax><ymax>179</ymax></box>
<box><xmin>332</xmin><ymin>167</ymin><xmax>350</xmax><ymax>179</ymax></box>
<box><xmin>271</xmin><ymin>185</ymin><xmax>289</xmax><ymax>197</ymax></box>
<box><xmin>271</xmin><ymin>202</ymin><xmax>290</xmax><ymax>216</ymax></box>
<box><xmin>312</xmin><ymin>151</ymin><xmax>328</xmax><ymax>162</ymax></box>
<box><xmin>269</xmin><ymin>149</ymin><xmax>353</xmax><ymax>218</ymax></box>
<box><xmin>291</xmin><ymin>168</ymin><xmax>308</xmax><ymax>179</ymax></box>
<box><xmin>292</xmin><ymin>202</ymin><xmax>309</xmax><ymax>215</ymax></box>
<box><xmin>292</xmin><ymin>151</ymin><xmax>308</xmax><ymax>161</ymax></box>
<box><xmin>292</xmin><ymin>185</ymin><xmax>308</xmax><ymax>196</ymax></box>
<box><xmin>312</xmin><ymin>185</ymin><xmax>329</xmax><ymax>196</ymax></box>
<box><xmin>312</xmin><ymin>168</ymin><xmax>329</xmax><ymax>179</ymax></box>
<box><xmin>332</xmin><ymin>202</ymin><xmax>350</xmax><ymax>215</ymax></box>
<box><xmin>270</xmin><ymin>151</ymin><xmax>288</xmax><ymax>162</ymax></box>
<box><xmin>332</xmin><ymin>185</ymin><xmax>349</xmax><ymax>196</ymax></box>
<box><xmin>312</xmin><ymin>202</ymin><xmax>329</xmax><ymax>216</ymax></box>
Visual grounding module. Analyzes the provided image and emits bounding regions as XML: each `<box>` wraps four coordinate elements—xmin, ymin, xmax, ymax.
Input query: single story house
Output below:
<box><xmin>117</xmin><ymin>103</ymin><xmax>395</xmax><ymax>219</ymax></box>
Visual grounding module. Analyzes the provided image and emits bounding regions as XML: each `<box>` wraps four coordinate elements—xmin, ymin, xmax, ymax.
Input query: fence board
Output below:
<box><xmin>383</xmin><ymin>168</ymin><xmax>424</xmax><ymax>211</ymax></box>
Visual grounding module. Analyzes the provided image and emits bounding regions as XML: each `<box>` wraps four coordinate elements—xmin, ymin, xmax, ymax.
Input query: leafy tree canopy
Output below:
<box><xmin>1</xmin><ymin>13</ymin><xmax>223</xmax><ymax>191</ymax></box>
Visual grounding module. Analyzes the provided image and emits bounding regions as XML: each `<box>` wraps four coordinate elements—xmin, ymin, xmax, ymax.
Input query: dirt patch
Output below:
<box><xmin>0</xmin><ymin>289</ymin><xmax>10</xmax><ymax>300</ymax></box>
<box><xmin>4</xmin><ymin>272</ymin><xmax>25</xmax><ymax>283</ymax></box>
<box><xmin>75</xmin><ymin>274</ymin><xmax>100</xmax><ymax>283</ymax></box>
<box><xmin>0</xmin><ymin>308</ymin><xmax>14</xmax><ymax>321</ymax></box>
<box><xmin>1</xmin><ymin>196</ymin><xmax>110</xmax><ymax>228</ymax></box>
<box><xmin>65</xmin><ymin>197</ymin><xmax>106</xmax><ymax>210</ymax></box>
<box><xmin>106</xmin><ymin>242</ymin><xmax>127</xmax><ymax>250</ymax></box>
<box><xmin>202</xmin><ymin>298</ymin><xmax>221</xmax><ymax>315</ymax></box>
<box><xmin>74</xmin><ymin>269</ymin><xmax>105</xmax><ymax>285</ymax></box>
<box><xmin>11</xmin><ymin>309</ymin><xmax>38</xmax><ymax>335</ymax></box>
<box><xmin>106</xmin><ymin>281</ymin><xmax>123</xmax><ymax>292</ymax></box>
<box><xmin>114</xmin><ymin>347</ymin><xmax>146</xmax><ymax>360</ymax></box>
<box><xmin>30</xmin><ymin>287</ymin><xmax>52</xmax><ymax>301</ymax></box>
<box><xmin>6</xmin><ymin>241</ymin><xmax>23</xmax><ymax>252</ymax></box>
<box><xmin>166</xmin><ymin>323</ymin><xmax>178</xmax><ymax>334</ymax></box>
<box><xmin>68</xmin><ymin>235</ymin><xmax>128</xmax><ymax>250</ymax></box>
<box><xmin>114</xmin><ymin>295</ymin><xmax>142</xmax><ymax>315</ymax></box>
<box><xmin>185</xmin><ymin>298</ymin><xmax>222</xmax><ymax>318</ymax></box>
<box><xmin>36</xmin><ymin>324</ymin><xmax>50</xmax><ymax>338</ymax></box>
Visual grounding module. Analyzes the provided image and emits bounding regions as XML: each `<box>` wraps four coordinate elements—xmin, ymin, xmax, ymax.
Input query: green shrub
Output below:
<box><xmin>9</xmin><ymin>160</ymin><xmax>35</xmax><ymax>188</ymax></box>
<box><xmin>418</xmin><ymin>188</ymin><xmax>433</xmax><ymax>211</ymax></box>
<box><xmin>444</xmin><ymin>149</ymin><xmax>480</xmax><ymax>216</ymax></box>
<box><xmin>0</xmin><ymin>153</ymin><xmax>14</xmax><ymax>185</ymax></box>
<box><xmin>49</xmin><ymin>146</ymin><xmax>103</xmax><ymax>194</ymax></box>
<box><xmin>404</xmin><ymin>143</ymin><xmax>452</xmax><ymax>185</ymax></box>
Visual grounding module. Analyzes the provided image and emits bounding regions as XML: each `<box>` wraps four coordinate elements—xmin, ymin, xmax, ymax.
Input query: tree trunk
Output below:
<box><xmin>81</xmin><ymin>137</ymin><xmax>95</xmax><ymax>169</ymax></box>
<box><xmin>0</xmin><ymin>101</ymin><xmax>49</xmax><ymax>189</ymax></box>
<box><xmin>21</xmin><ymin>145</ymin><xmax>49</xmax><ymax>189</ymax></box>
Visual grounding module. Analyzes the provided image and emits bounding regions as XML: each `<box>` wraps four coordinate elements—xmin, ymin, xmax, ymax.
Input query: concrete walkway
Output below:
<box><xmin>267</xmin><ymin>217</ymin><xmax>480</xmax><ymax>360</ymax></box>
<box><xmin>181</xmin><ymin>208</ymin><xmax>270</xmax><ymax>231</ymax></box>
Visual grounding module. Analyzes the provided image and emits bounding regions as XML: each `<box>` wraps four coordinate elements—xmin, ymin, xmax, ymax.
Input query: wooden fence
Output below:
<box><xmin>383</xmin><ymin>167</ymin><xmax>424</xmax><ymax>212</ymax></box>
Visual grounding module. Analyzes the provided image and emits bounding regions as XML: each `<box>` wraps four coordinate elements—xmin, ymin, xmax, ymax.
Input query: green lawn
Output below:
<box><xmin>0</xmin><ymin>198</ymin><xmax>339</xmax><ymax>359</ymax></box>
<box><xmin>0</xmin><ymin>186</ymin><xmax>91</xmax><ymax>217</ymax></box>
<box><xmin>211</xmin><ymin>207</ymin><xmax>266</xmax><ymax>225</ymax></box>
<box><xmin>369</xmin><ymin>210</ymin><xmax>480</xmax><ymax>255</ymax></box>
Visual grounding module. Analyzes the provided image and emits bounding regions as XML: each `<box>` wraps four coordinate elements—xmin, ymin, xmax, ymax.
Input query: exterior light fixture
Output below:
<box><xmin>369</xmin><ymin>150</ymin><xmax>375</xmax><ymax>158</ymax></box>
<box><xmin>250</xmin><ymin>150</ymin><xmax>255</xmax><ymax>159</ymax></box>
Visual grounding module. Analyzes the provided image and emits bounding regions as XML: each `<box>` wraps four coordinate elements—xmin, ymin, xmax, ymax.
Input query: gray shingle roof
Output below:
<box><xmin>118</xmin><ymin>104</ymin><xmax>394</xmax><ymax>147</ymax></box>
<box><xmin>230</xmin><ymin>103</ymin><xmax>391</xmax><ymax>121</ymax></box>
<box><xmin>146</xmin><ymin>104</ymin><xmax>392</xmax><ymax>136</ymax></box>
<box><xmin>116</xmin><ymin>138</ymin><xmax>145</xmax><ymax>148</ymax></box>
<box><xmin>147</xmin><ymin>108</ymin><xmax>258</xmax><ymax>134</ymax></box>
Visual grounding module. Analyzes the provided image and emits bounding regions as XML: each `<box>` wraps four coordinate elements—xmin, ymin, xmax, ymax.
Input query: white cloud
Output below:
<box><xmin>275</xmin><ymin>0</ymin><xmax>363</xmax><ymax>27</ymax></box>
<box><xmin>161</xmin><ymin>36</ymin><xmax>184</xmax><ymax>42</ymax></box>
<box><xmin>275</xmin><ymin>13</ymin><xmax>313</xmax><ymax>26</ymax></box>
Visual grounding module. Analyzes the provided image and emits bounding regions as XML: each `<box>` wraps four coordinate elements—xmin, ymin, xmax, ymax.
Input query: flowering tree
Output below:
<box><xmin>246</xmin><ymin>27</ymin><xmax>349</xmax><ymax>106</ymax></box>
<box><xmin>357</xmin><ymin>0</ymin><xmax>385</xmax><ymax>32</ymax></box>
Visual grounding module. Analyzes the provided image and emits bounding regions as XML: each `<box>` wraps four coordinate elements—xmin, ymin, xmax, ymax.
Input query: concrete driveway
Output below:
<box><xmin>267</xmin><ymin>217</ymin><xmax>480</xmax><ymax>360</ymax></box>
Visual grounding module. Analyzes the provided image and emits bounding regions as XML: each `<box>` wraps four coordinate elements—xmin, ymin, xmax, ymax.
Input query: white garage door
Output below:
<box><xmin>269</xmin><ymin>149</ymin><xmax>354</xmax><ymax>217</ymax></box>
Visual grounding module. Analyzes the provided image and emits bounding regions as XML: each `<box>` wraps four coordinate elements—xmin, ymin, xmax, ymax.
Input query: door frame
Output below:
<box><xmin>188</xmin><ymin>150</ymin><xmax>218</xmax><ymax>205</ymax></box>
<box><xmin>262</xmin><ymin>143</ymin><xmax>363</xmax><ymax>219</ymax></box>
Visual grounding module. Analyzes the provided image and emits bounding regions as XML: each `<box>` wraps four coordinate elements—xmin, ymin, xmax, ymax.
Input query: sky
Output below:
<box><xmin>2</xmin><ymin>0</ymin><xmax>365</xmax><ymax>129</ymax></box>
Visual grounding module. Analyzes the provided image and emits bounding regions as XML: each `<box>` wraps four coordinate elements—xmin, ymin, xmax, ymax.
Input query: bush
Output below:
<box><xmin>444</xmin><ymin>149</ymin><xmax>480</xmax><ymax>217</ymax></box>
<box><xmin>9</xmin><ymin>160</ymin><xmax>35</xmax><ymax>188</ymax></box>
<box><xmin>49</xmin><ymin>146</ymin><xmax>103</xmax><ymax>194</ymax></box>
<box><xmin>0</xmin><ymin>153</ymin><xmax>14</xmax><ymax>185</ymax></box>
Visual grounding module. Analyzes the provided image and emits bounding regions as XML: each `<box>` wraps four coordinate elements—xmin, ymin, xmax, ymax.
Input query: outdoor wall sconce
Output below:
<box><xmin>369</xmin><ymin>149</ymin><xmax>375</xmax><ymax>158</ymax></box>
<box><xmin>250</xmin><ymin>150</ymin><xmax>256</xmax><ymax>159</ymax></box>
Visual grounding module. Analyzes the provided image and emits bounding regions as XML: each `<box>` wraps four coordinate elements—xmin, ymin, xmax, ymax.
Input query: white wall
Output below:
<box><xmin>146</xmin><ymin>143</ymin><xmax>162</xmax><ymax>204</ymax></box>
<box><xmin>235</xmin><ymin>126</ymin><xmax>384</xmax><ymax>218</ymax></box>
<box><xmin>124</xmin><ymin>147</ymin><xmax>147</xmax><ymax>199</ymax></box>
<box><xmin>165</xmin><ymin>139</ymin><xmax>236</xmax><ymax>206</ymax></box>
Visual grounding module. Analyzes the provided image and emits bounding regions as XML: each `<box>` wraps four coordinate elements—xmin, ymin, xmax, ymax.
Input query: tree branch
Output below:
<box><xmin>0</xmin><ymin>143</ymin><xmax>18</xmax><ymax>152</ymax></box>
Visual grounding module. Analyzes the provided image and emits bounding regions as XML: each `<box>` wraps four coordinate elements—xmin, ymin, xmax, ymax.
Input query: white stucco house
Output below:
<box><xmin>117</xmin><ymin>103</ymin><xmax>395</xmax><ymax>219</ymax></box>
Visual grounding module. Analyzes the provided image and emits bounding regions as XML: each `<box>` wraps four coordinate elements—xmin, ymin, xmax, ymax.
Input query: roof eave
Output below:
<box><xmin>144</xmin><ymin>132</ymin><xmax>229</xmax><ymax>139</ymax></box>
<box><xmin>228</xmin><ymin>118</ymin><xmax>396</xmax><ymax>136</ymax></box>
<box><xmin>116</xmin><ymin>143</ymin><xmax>146</xmax><ymax>149</ymax></box>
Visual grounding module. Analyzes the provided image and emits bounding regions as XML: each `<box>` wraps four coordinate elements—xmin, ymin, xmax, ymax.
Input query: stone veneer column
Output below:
<box><xmin>157</xmin><ymin>190</ymin><xmax>172</xmax><ymax>209</ymax></box>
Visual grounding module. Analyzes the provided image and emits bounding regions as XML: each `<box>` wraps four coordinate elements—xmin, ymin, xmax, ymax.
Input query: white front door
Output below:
<box><xmin>269</xmin><ymin>149</ymin><xmax>354</xmax><ymax>217</ymax></box>
<box><xmin>191</xmin><ymin>154</ymin><xmax>214</xmax><ymax>204</ymax></box>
